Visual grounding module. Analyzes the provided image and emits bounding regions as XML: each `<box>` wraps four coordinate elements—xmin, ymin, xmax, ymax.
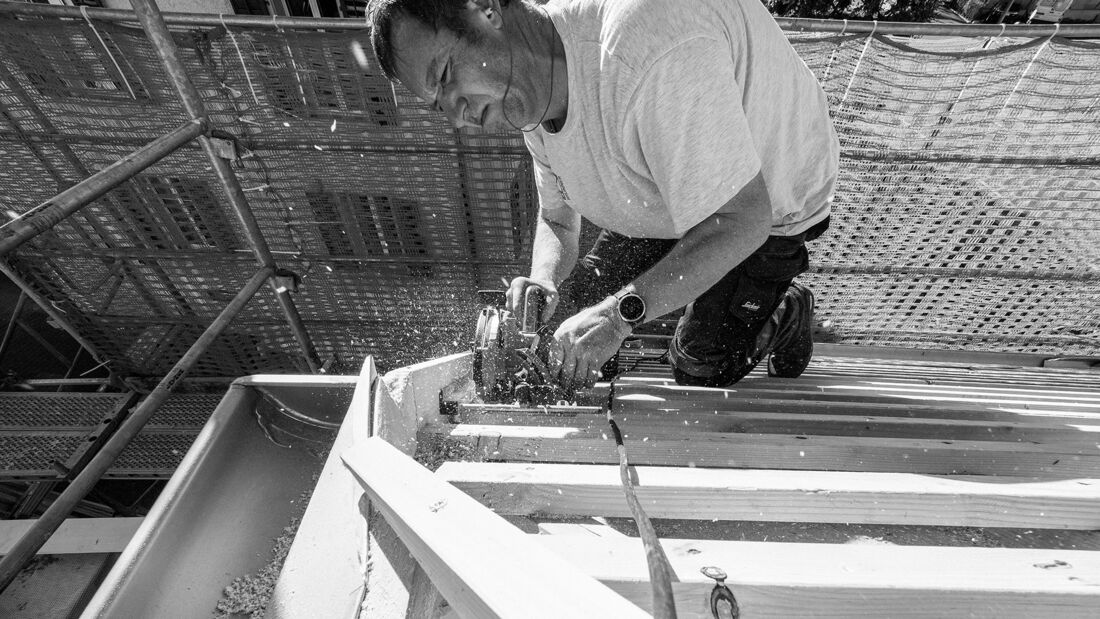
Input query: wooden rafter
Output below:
<box><xmin>536</xmin><ymin>534</ymin><xmax>1100</xmax><ymax>618</ymax></box>
<box><xmin>342</xmin><ymin>437</ymin><xmax>650</xmax><ymax>619</ymax></box>
<box><xmin>439</xmin><ymin>462</ymin><xmax>1100</xmax><ymax>529</ymax></box>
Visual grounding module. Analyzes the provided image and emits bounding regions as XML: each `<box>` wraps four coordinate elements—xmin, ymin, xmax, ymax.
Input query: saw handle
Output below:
<box><xmin>521</xmin><ymin>286</ymin><xmax>547</xmax><ymax>332</ymax></box>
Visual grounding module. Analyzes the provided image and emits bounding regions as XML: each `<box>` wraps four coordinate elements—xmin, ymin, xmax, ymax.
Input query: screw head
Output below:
<box><xmin>700</xmin><ymin>566</ymin><xmax>727</xmax><ymax>581</ymax></box>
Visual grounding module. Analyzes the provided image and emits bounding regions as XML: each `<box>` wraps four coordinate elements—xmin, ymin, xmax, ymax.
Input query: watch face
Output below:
<box><xmin>619</xmin><ymin>294</ymin><xmax>645</xmax><ymax>323</ymax></box>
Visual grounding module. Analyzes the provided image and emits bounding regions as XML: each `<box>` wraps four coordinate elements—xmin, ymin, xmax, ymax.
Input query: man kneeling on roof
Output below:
<box><xmin>366</xmin><ymin>0</ymin><xmax>839</xmax><ymax>392</ymax></box>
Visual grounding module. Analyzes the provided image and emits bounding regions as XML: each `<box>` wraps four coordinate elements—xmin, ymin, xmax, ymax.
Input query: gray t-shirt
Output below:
<box><xmin>525</xmin><ymin>0</ymin><xmax>840</xmax><ymax>239</ymax></box>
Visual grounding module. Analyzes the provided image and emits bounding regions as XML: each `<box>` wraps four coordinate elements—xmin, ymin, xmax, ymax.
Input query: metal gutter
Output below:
<box><xmin>0</xmin><ymin>266</ymin><xmax>273</xmax><ymax>593</ymax></box>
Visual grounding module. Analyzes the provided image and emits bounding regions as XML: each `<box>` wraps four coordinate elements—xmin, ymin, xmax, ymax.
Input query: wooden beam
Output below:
<box><xmin>456</xmin><ymin>405</ymin><xmax>1100</xmax><ymax>445</ymax></box>
<box><xmin>439</xmin><ymin>462</ymin><xmax>1100</xmax><ymax>529</ymax></box>
<box><xmin>614</xmin><ymin>392</ymin><xmax>1100</xmax><ymax>425</ymax></box>
<box><xmin>610</xmin><ymin>393</ymin><xmax>1100</xmax><ymax>423</ymax></box>
<box><xmin>361</xmin><ymin>502</ymin><xmax>423</xmax><ymax>618</ymax></box>
<box><xmin>777</xmin><ymin>368</ymin><xmax>1100</xmax><ymax>389</ymax></box>
<box><xmin>266</xmin><ymin>358</ymin><xmax>375</xmax><ymax>618</ymax></box>
<box><xmin>537</xmin><ymin>521</ymin><xmax>629</xmax><ymax>538</ymax></box>
<box><xmin>354</xmin><ymin>354</ymin><xmax>471</xmax><ymax>617</ymax></box>
<box><xmin>534</xmin><ymin>535</ymin><xmax>1100</xmax><ymax>618</ymax></box>
<box><xmin>615</xmin><ymin>362</ymin><xmax>1100</xmax><ymax>391</ymax></box>
<box><xmin>377</xmin><ymin>352</ymin><xmax>473</xmax><ymax>455</ymax></box>
<box><xmin>406</xmin><ymin>563</ymin><xmax>447</xmax><ymax>619</ymax></box>
<box><xmin>812</xmin><ymin>343</ymin><xmax>1052</xmax><ymax>367</ymax></box>
<box><xmin>609</xmin><ymin>380</ymin><xmax>1100</xmax><ymax>413</ymax></box>
<box><xmin>431</xmin><ymin>424</ymin><xmax>1100</xmax><ymax>477</ymax></box>
<box><xmin>690</xmin><ymin>376</ymin><xmax>1100</xmax><ymax>404</ymax></box>
<box><xmin>341</xmin><ymin>437</ymin><xmax>650</xmax><ymax>619</ymax></box>
<box><xmin>743</xmin><ymin>368</ymin><xmax>1100</xmax><ymax>390</ymax></box>
<box><xmin>0</xmin><ymin>517</ymin><xmax>142</xmax><ymax>554</ymax></box>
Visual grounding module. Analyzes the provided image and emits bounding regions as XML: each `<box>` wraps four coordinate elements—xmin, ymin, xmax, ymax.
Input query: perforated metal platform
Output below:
<box><xmin>0</xmin><ymin>392</ymin><xmax>223</xmax><ymax>481</ymax></box>
<box><xmin>0</xmin><ymin>13</ymin><xmax>1097</xmax><ymax>378</ymax></box>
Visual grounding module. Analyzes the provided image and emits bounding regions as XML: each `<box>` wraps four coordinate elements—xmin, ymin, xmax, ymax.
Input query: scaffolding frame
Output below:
<box><xmin>0</xmin><ymin>0</ymin><xmax>326</xmax><ymax>592</ymax></box>
<box><xmin>3</xmin><ymin>2</ymin><xmax>1100</xmax><ymax>36</ymax></box>
<box><xmin>0</xmin><ymin>0</ymin><xmax>1098</xmax><ymax>597</ymax></box>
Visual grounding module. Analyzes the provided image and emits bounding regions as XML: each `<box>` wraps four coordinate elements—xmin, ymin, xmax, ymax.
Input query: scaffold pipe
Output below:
<box><xmin>0</xmin><ymin>266</ymin><xmax>274</xmax><ymax>594</ymax></box>
<box><xmin>0</xmin><ymin>260</ymin><xmax>112</xmax><ymax>370</ymax></box>
<box><xmin>128</xmin><ymin>0</ymin><xmax>321</xmax><ymax>372</ymax></box>
<box><xmin>0</xmin><ymin>119</ymin><xmax>207</xmax><ymax>257</ymax></box>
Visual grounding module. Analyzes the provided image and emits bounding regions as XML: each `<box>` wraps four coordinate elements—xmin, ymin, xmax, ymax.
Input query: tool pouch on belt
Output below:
<box><xmin>727</xmin><ymin>234</ymin><xmax>810</xmax><ymax>328</ymax></box>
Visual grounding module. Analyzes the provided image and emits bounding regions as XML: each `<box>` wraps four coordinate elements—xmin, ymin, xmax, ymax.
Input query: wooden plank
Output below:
<box><xmin>456</xmin><ymin>403</ymin><xmax>605</xmax><ymax>417</ymax></box>
<box><xmin>799</xmin><ymin>367</ymin><xmax>1100</xmax><ymax>388</ymax></box>
<box><xmin>750</xmin><ymin>374</ymin><xmax>1100</xmax><ymax>396</ymax></box>
<box><xmin>405</xmin><ymin>563</ymin><xmax>447</xmax><ymax>619</ymax></box>
<box><xmin>813</xmin><ymin>343</ymin><xmax>1051</xmax><ymax>367</ymax></box>
<box><xmin>439</xmin><ymin>462</ymin><xmax>1100</xmax><ymax>529</ymax></box>
<box><xmin>701</xmin><ymin>371</ymin><xmax>1090</xmax><ymax>393</ymax></box>
<box><xmin>377</xmin><ymin>353</ymin><xmax>473</xmax><ymax>455</ymax></box>
<box><xmin>608</xmin><ymin>379</ymin><xmax>1100</xmax><ymax>411</ymax></box>
<box><xmin>431</xmin><ymin>424</ymin><xmax>1100</xmax><ymax>477</ymax></box>
<box><xmin>341</xmin><ymin>437</ymin><xmax>649</xmax><ymax>619</ymax></box>
<box><xmin>611</xmin><ymin>368</ymin><xmax>1100</xmax><ymax>389</ymax></box>
<box><xmin>362</xmin><ymin>503</ymin><xmax>423</xmax><ymax>618</ymax></box>
<box><xmin>267</xmin><ymin>358</ymin><xmax>376</xmax><ymax>619</ymax></box>
<box><xmin>456</xmin><ymin>405</ymin><xmax>1100</xmax><ymax>444</ymax></box>
<box><xmin>611</xmin><ymin>393</ymin><xmax>1100</xmax><ymax>423</ymax></box>
<box><xmin>739</xmin><ymin>366</ymin><xmax>1100</xmax><ymax>390</ymax></box>
<box><xmin>618</xmin><ymin>354</ymin><xmax>1100</xmax><ymax>389</ymax></box>
<box><xmin>791</xmin><ymin>364</ymin><xmax>1100</xmax><ymax>388</ymax></box>
<box><xmin>535</xmin><ymin>535</ymin><xmax>1100</xmax><ymax>618</ymax></box>
<box><xmin>360</xmin><ymin>354</ymin><xmax>472</xmax><ymax>617</ymax></box>
<box><xmin>0</xmin><ymin>517</ymin><xmax>142</xmax><ymax>554</ymax></box>
<box><xmin>537</xmin><ymin>521</ymin><xmax>629</xmax><ymax>538</ymax></box>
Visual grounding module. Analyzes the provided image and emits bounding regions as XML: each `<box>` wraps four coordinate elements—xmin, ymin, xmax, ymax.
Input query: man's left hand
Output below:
<box><xmin>551</xmin><ymin>296</ymin><xmax>632</xmax><ymax>392</ymax></box>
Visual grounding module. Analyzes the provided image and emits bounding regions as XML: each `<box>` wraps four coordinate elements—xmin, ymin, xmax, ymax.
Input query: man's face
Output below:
<box><xmin>390</xmin><ymin>4</ymin><xmax>541</xmax><ymax>132</ymax></box>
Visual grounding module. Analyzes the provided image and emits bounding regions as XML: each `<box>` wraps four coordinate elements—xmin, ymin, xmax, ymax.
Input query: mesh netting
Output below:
<box><xmin>0</xmin><ymin>15</ymin><xmax>1098</xmax><ymax>376</ymax></box>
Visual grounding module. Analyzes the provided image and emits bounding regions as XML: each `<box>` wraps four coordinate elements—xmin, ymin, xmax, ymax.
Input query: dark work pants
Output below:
<box><xmin>562</xmin><ymin>217</ymin><xmax>829</xmax><ymax>385</ymax></box>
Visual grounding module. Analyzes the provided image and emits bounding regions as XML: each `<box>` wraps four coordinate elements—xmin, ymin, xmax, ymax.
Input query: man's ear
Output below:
<box><xmin>468</xmin><ymin>0</ymin><xmax>503</xmax><ymax>29</ymax></box>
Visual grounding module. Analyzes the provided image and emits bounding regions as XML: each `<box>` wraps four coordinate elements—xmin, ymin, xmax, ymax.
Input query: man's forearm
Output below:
<box><xmin>530</xmin><ymin>208</ymin><xmax>581</xmax><ymax>285</ymax></box>
<box><xmin>627</xmin><ymin>177</ymin><xmax>772</xmax><ymax>320</ymax></box>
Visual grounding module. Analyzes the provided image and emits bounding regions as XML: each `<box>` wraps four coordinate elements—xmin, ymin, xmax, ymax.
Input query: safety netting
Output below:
<box><xmin>0</xmin><ymin>12</ymin><xmax>1097</xmax><ymax>376</ymax></box>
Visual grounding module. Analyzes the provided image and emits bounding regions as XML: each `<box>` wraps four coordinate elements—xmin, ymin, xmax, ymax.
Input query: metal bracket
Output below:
<box><xmin>273</xmin><ymin>268</ymin><xmax>301</xmax><ymax>294</ymax></box>
<box><xmin>208</xmin><ymin>135</ymin><xmax>236</xmax><ymax>160</ymax></box>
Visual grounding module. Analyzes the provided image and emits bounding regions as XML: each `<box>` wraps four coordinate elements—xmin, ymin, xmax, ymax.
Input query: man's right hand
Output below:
<box><xmin>506</xmin><ymin>276</ymin><xmax>560</xmax><ymax>328</ymax></box>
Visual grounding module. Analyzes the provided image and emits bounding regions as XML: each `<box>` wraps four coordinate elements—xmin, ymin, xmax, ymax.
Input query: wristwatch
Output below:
<box><xmin>613</xmin><ymin>290</ymin><xmax>647</xmax><ymax>329</ymax></box>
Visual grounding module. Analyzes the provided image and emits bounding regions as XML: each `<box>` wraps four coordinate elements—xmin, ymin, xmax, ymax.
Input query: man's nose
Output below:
<box><xmin>440</xmin><ymin>95</ymin><xmax>476</xmax><ymax>129</ymax></box>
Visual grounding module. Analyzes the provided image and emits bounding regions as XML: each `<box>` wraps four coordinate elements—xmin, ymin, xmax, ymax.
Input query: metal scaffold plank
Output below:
<box><xmin>534</xmin><ymin>534</ymin><xmax>1100</xmax><ymax>618</ymax></box>
<box><xmin>3</xmin><ymin>3</ymin><xmax>1100</xmax><ymax>37</ymax></box>
<box><xmin>438</xmin><ymin>462</ymin><xmax>1100</xmax><ymax>529</ymax></box>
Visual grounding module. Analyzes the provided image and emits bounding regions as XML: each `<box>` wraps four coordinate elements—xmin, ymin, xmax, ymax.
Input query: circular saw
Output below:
<box><xmin>471</xmin><ymin>289</ymin><xmax>573</xmax><ymax>405</ymax></box>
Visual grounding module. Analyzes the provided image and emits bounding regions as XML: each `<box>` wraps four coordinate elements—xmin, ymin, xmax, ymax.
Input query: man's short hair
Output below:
<box><xmin>367</xmin><ymin>0</ymin><xmax>513</xmax><ymax>82</ymax></box>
